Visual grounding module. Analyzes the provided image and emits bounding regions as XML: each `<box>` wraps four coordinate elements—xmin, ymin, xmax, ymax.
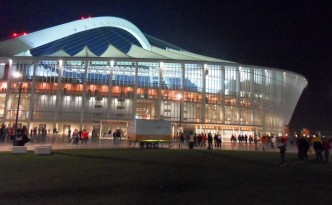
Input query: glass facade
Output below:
<box><xmin>0</xmin><ymin>58</ymin><xmax>307</xmax><ymax>137</ymax></box>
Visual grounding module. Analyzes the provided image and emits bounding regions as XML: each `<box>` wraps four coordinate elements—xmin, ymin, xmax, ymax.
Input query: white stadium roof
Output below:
<box><xmin>0</xmin><ymin>16</ymin><xmax>234</xmax><ymax>63</ymax></box>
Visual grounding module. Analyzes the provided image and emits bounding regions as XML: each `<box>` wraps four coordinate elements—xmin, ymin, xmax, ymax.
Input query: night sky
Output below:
<box><xmin>1</xmin><ymin>0</ymin><xmax>331</xmax><ymax>131</ymax></box>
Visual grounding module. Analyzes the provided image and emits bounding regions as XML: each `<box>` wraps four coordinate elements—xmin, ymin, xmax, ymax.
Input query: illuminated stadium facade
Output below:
<box><xmin>0</xmin><ymin>16</ymin><xmax>307</xmax><ymax>137</ymax></box>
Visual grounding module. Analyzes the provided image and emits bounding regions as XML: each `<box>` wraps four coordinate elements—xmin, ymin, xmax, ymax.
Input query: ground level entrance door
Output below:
<box><xmin>63</xmin><ymin>125</ymin><xmax>71</xmax><ymax>138</ymax></box>
<box><xmin>100</xmin><ymin>120</ymin><xmax>128</xmax><ymax>139</ymax></box>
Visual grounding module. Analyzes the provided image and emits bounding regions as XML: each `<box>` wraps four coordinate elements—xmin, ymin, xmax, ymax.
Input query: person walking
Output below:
<box><xmin>0</xmin><ymin>124</ymin><xmax>5</xmax><ymax>142</ymax></box>
<box><xmin>254</xmin><ymin>135</ymin><xmax>258</xmax><ymax>150</ymax></box>
<box><xmin>202</xmin><ymin>133</ymin><xmax>207</xmax><ymax>148</ymax></box>
<box><xmin>81</xmin><ymin>129</ymin><xmax>88</xmax><ymax>144</ymax></box>
<box><xmin>197</xmin><ymin>134</ymin><xmax>202</xmax><ymax>147</ymax></box>
<box><xmin>249</xmin><ymin>135</ymin><xmax>253</xmax><ymax>144</ymax></box>
<box><xmin>68</xmin><ymin>128</ymin><xmax>72</xmax><ymax>143</ymax></box>
<box><xmin>217</xmin><ymin>134</ymin><xmax>222</xmax><ymax>148</ymax></box>
<box><xmin>113</xmin><ymin>130</ymin><xmax>117</xmax><ymax>144</ymax></box>
<box><xmin>213</xmin><ymin>133</ymin><xmax>218</xmax><ymax>148</ymax></box>
<box><xmin>193</xmin><ymin>133</ymin><xmax>197</xmax><ymax>147</ymax></box>
<box><xmin>71</xmin><ymin>129</ymin><xmax>79</xmax><ymax>145</ymax></box>
<box><xmin>322</xmin><ymin>138</ymin><xmax>331</xmax><ymax>163</ymax></box>
<box><xmin>297</xmin><ymin>136</ymin><xmax>310</xmax><ymax>160</ymax></box>
<box><xmin>33</xmin><ymin>127</ymin><xmax>38</xmax><ymax>143</ymax></box>
<box><xmin>311</xmin><ymin>135</ymin><xmax>323</xmax><ymax>162</ymax></box>
<box><xmin>207</xmin><ymin>133</ymin><xmax>213</xmax><ymax>149</ymax></box>
<box><xmin>278</xmin><ymin>135</ymin><xmax>287</xmax><ymax>166</ymax></box>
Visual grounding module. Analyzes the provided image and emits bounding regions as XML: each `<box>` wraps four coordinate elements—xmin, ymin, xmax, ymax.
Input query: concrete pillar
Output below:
<box><xmin>220</xmin><ymin>65</ymin><xmax>225</xmax><ymax>124</ymax></box>
<box><xmin>157</xmin><ymin>62</ymin><xmax>163</xmax><ymax>119</ymax></box>
<box><xmin>27</xmin><ymin>62</ymin><xmax>37</xmax><ymax>130</ymax></box>
<box><xmin>180</xmin><ymin>63</ymin><xmax>185</xmax><ymax>125</ymax></box>
<box><xmin>132</xmin><ymin>61</ymin><xmax>138</xmax><ymax>119</ymax></box>
<box><xmin>262</xmin><ymin>69</ymin><xmax>267</xmax><ymax>131</ymax></box>
<box><xmin>202</xmin><ymin>64</ymin><xmax>207</xmax><ymax>123</ymax></box>
<box><xmin>3</xmin><ymin>59</ymin><xmax>13</xmax><ymax>124</ymax></box>
<box><xmin>250</xmin><ymin>67</ymin><xmax>255</xmax><ymax>126</ymax></box>
<box><xmin>107</xmin><ymin>60</ymin><xmax>114</xmax><ymax>118</ymax></box>
<box><xmin>80</xmin><ymin>60</ymin><xmax>88</xmax><ymax>130</ymax></box>
<box><xmin>53</xmin><ymin>60</ymin><xmax>63</xmax><ymax>130</ymax></box>
<box><xmin>236</xmin><ymin>66</ymin><xmax>240</xmax><ymax>123</ymax></box>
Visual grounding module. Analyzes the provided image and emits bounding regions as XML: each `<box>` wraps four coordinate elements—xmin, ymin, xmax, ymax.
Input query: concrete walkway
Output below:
<box><xmin>0</xmin><ymin>134</ymin><xmax>299</xmax><ymax>153</ymax></box>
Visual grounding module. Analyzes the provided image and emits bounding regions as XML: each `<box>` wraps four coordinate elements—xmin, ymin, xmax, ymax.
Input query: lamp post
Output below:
<box><xmin>177</xmin><ymin>93</ymin><xmax>182</xmax><ymax>129</ymax></box>
<box><xmin>13</xmin><ymin>71</ymin><xmax>22</xmax><ymax>146</ymax></box>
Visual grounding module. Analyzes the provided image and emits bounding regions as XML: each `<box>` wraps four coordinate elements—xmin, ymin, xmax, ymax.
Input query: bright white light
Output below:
<box><xmin>110</xmin><ymin>60</ymin><xmax>115</xmax><ymax>67</ymax></box>
<box><xmin>225</xmin><ymin>90</ymin><xmax>229</xmax><ymax>95</ymax></box>
<box><xmin>1</xmin><ymin>82</ymin><xmax>7</xmax><ymax>89</ymax></box>
<box><xmin>177</xmin><ymin>93</ymin><xmax>182</xmax><ymax>100</ymax></box>
<box><xmin>204</xmin><ymin>64</ymin><xmax>208</xmax><ymax>69</ymax></box>
<box><xmin>12</xmin><ymin>71</ymin><xmax>22</xmax><ymax>79</ymax></box>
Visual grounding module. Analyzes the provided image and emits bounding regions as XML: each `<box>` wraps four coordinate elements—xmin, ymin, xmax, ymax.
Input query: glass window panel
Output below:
<box><xmin>185</xmin><ymin>64</ymin><xmax>203</xmax><ymax>92</ymax></box>
<box><xmin>206</xmin><ymin>65</ymin><xmax>222</xmax><ymax>94</ymax></box>
<box><xmin>162</xmin><ymin>63</ymin><xmax>182</xmax><ymax>90</ymax></box>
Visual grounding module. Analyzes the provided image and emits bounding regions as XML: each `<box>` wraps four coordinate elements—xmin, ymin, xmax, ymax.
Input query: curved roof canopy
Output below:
<box><xmin>0</xmin><ymin>16</ymin><xmax>233</xmax><ymax>63</ymax></box>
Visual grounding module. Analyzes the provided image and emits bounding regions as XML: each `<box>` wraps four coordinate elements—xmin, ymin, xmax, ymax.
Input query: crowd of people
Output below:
<box><xmin>175</xmin><ymin>132</ymin><xmax>223</xmax><ymax>149</ymax></box>
<box><xmin>1</xmin><ymin>122</ymin><xmax>332</xmax><ymax>165</ymax></box>
<box><xmin>29</xmin><ymin>127</ymin><xmax>49</xmax><ymax>143</ymax></box>
<box><xmin>68</xmin><ymin>128</ymin><xmax>90</xmax><ymax>144</ymax></box>
<box><xmin>68</xmin><ymin>127</ymin><xmax>124</xmax><ymax>145</ymax></box>
<box><xmin>0</xmin><ymin>124</ymin><xmax>32</xmax><ymax>146</ymax></box>
<box><xmin>295</xmin><ymin>135</ymin><xmax>331</xmax><ymax>163</ymax></box>
<box><xmin>173</xmin><ymin>132</ymin><xmax>287</xmax><ymax>152</ymax></box>
<box><xmin>173</xmin><ymin>131</ymin><xmax>332</xmax><ymax>165</ymax></box>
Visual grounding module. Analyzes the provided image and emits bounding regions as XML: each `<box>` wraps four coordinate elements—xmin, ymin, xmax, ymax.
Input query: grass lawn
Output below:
<box><xmin>0</xmin><ymin>149</ymin><xmax>331</xmax><ymax>205</ymax></box>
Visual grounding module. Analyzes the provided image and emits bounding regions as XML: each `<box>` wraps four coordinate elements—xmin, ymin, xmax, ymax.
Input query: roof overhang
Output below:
<box><xmin>0</xmin><ymin>16</ymin><xmax>151</xmax><ymax>56</ymax></box>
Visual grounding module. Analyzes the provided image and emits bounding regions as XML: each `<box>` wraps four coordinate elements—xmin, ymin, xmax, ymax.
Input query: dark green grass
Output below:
<box><xmin>0</xmin><ymin>149</ymin><xmax>331</xmax><ymax>205</ymax></box>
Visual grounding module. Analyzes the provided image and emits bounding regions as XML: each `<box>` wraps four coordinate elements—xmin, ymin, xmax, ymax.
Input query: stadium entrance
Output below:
<box><xmin>100</xmin><ymin>120</ymin><xmax>128</xmax><ymax>139</ymax></box>
<box><xmin>177</xmin><ymin>123</ymin><xmax>257</xmax><ymax>142</ymax></box>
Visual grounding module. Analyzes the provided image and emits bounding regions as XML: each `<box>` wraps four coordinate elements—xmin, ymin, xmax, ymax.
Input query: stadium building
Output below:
<box><xmin>0</xmin><ymin>16</ymin><xmax>307</xmax><ymax>138</ymax></box>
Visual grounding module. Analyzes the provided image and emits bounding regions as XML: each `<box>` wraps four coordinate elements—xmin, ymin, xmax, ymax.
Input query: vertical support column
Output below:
<box><xmin>80</xmin><ymin>60</ymin><xmax>88</xmax><ymax>130</ymax></box>
<box><xmin>157</xmin><ymin>62</ymin><xmax>163</xmax><ymax>120</ymax></box>
<box><xmin>180</xmin><ymin>63</ymin><xmax>185</xmax><ymax>126</ymax></box>
<box><xmin>262</xmin><ymin>69</ymin><xmax>267</xmax><ymax>132</ymax></box>
<box><xmin>220</xmin><ymin>65</ymin><xmax>225</xmax><ymax>124</ymax></box>
<box><xmin>250</xmin><ymin>67</ymin><xmax>255</xmax><ymax>126</ymax></box>
<box><xmin>107</xmin><ymin>60</ymin><xmax>114</xmax><ymax>119</ymax></box>
<box><xmin>132</xmin><ymin>61</ymin><xmax>138</xmax><ymax>119</ymax></box>
<box><xmin>236</xmin><ymin>66</ymin><xmax>241</xmax><ymax>123</ymax></box>
<box><xmin>282</xmin><ymin>72</ymin><xmax>286</xmax><ymax>131</ymax></box>
<box><xmin>3</xmin><ymin>59</ymin><xmax>13</xmax><ymax>124</ymax></box>
<box><xmin>271</xmin><ymin>70</ymin><xmax>276</xmax><ymax>131</ymax></box>
<box><xmin>27</xmin><ymin>62</ymin><xmax>37</xmax><ymax>130</ymax></box>
<box><xmin>202</xmin><ymin>64</ymin><xmax>207</xmax><ymax>123</ymax></box>
<box><xmin>53</xmin><ymin>60</ymin><xmax>63</xmax><ymax>130</ymax></box>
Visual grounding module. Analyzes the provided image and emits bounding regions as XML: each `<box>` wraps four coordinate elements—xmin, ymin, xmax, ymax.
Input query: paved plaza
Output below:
<box><xmin>0</xmin><ymin>134</ymin><xmax>298</xmax><ymax>153</ymax></box>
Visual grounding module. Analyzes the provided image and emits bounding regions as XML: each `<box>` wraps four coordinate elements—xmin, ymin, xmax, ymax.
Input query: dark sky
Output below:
<box><xmin>1</xmin><ymin>0</ymin><xmax>331</xmax><ymax>131</ymax></box>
